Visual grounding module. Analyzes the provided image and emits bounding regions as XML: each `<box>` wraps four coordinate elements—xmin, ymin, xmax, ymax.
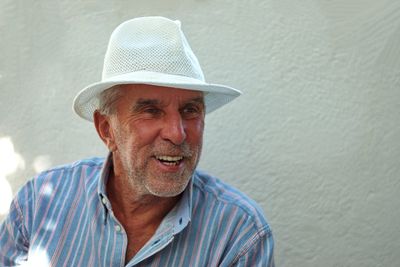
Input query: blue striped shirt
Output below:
<box><xmin>0</xmin><ymin>155</ymin><xmax>274</xmax><ymax>266</ymax></box>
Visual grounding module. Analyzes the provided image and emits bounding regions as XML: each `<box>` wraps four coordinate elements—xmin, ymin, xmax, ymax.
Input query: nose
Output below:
<box><xmin>160</xmin><ymin>112</ymin><xmax>187</xmax><ymax>145</ymax></box>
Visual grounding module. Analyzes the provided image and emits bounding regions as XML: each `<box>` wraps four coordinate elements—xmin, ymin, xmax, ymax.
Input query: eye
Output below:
<box><xmin>143</xmin><ymin>107</ymin><xmax>162</xmax><ymax>116</ymax></box>
<box><xmin>181</xmin><ymin>104</ymin><xmax>203</xmax><ymax>119</ymax></box>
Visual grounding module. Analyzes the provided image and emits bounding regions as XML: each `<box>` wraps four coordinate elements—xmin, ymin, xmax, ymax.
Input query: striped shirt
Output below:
<box><xmin>0</xmin><ymin>155</ymin><xmax>274</xmax><ymax>266</ymax></box>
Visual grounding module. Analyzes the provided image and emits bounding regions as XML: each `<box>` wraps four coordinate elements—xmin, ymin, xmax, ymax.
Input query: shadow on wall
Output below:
<box><xmin>0</xmin><ymin>136</ymin><xmax>53</xmax><ymax>217</ymax></box>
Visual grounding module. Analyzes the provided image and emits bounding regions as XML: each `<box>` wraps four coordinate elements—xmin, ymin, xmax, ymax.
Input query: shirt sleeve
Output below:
<box><xmin>0</xmin><ymin>186</ymin><xmax>30</xmax><ymax>266</ymax></box>
<box><xmin>231</xmin><ymin>226</ymin><xmax>275</xmax><ymax>267</ymax></box>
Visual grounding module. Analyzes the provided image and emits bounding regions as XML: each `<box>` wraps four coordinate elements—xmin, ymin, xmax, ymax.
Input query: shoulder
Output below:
<box><xmin>192</xmin><ymin>170</ymin><xmax>271</xmax><ymax>235</ymax></box>
<box><xmin>37</xmin><ymin>157</ymin><xmax>105</xmax><ymax>177</ymax></box>
<box><xmin>5</xmin><ymin>157</ymin><xmax>105</xmax><ymax>241</ymax></box>
<box><xmin>191</xmin><ymin>170</ymin><xmax>274</xmax><ymax>264</ymax></box>
<box><xmin>31</xmin><ymin>157</ymin><xmax>105</xmax><ymax>185</ymax></box>
<box><xmin>15</xmin><ymin>157</ymin><xmax>105</xmax><ymax>207</ymax></box>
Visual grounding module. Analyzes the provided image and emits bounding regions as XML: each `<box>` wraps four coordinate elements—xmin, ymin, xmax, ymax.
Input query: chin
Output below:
<box><xmin>145</xmin><ymin>176</ymin><xmax>191</xmax><ymax>197</ymax></box>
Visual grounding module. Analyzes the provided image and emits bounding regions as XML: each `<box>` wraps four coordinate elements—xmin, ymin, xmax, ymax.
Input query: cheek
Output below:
<box><xmin>186</xmin><ymin>120</ymin><xmax>204</xmax><ymax>145</ymax></box>
<box><xmin>129</xmin><ymin>122</ymin><xmax>161</xmax><ymax>147</ymax></box>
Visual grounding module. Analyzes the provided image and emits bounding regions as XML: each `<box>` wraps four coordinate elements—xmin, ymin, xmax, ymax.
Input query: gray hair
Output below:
<box><xmin>97</xmin><ymin>85</ymin><xmax>123</xmax><ymax>115</ymax></box>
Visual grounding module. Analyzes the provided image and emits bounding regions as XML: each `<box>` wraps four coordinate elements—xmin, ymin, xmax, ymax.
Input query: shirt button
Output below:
<box><xmin>115</xmin><ymin>225</ymin><xmax>122</xmax><ymax>232</ymax></box>
<box><xmin>101</xmin><ymin>197</ymin><xmax>107</xmax><ymax>205</ymax></box>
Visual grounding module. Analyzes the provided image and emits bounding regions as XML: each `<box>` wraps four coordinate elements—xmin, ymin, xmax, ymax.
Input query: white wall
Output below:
<box><xmin>1</xmin><ymin>1</ymin><xmax>399</xmax><ymax>266</ymax></box>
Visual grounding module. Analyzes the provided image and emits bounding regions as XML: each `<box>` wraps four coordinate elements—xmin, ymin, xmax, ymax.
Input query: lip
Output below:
<box><xmin>152</xmin><ymin>157</ymin><xmax>185</xmax><ymax>173</ymax></box>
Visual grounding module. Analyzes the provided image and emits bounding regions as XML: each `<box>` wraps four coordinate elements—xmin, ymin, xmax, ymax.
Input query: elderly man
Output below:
<box><xmin>0</xmin><ymin>17</ymin><xmax>274</xmax><ymax>266</ymax></box>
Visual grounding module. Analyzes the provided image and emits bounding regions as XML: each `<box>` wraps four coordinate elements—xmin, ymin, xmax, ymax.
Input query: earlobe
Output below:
<box><xmin>93</xmin><ymin>111</ymin><xmax>117</xmax><ymax>151</ymax></box>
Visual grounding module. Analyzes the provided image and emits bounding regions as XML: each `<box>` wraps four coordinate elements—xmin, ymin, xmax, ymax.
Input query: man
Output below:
<box><xmin>0</xmin><ymin>16</ymin><xmax>274</xmax><ymax>266</ymax></box>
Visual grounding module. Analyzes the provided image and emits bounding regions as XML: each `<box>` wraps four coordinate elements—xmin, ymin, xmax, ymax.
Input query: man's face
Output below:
<box><xmin>106</xmin><ymin>84</ymin><xmax>205</xmax><ymax>198</ymax></box>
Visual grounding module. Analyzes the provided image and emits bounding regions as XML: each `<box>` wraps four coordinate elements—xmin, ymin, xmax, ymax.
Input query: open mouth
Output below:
<box><xmin>155</xmin><ymin>156</ymin><xmax>184</xmax><ymax>166</ymax></box>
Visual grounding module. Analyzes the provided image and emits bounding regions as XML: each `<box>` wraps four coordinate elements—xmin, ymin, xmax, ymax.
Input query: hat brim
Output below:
<box><xmin>73</xmin><ymin>71</ymin><xmax>242</xmax><ymax>121</ymax></box>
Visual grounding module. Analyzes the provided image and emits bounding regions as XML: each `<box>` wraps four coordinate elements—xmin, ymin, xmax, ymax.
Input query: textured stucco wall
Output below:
<box><xmin>1</xmin><ymin>1</ymin><xmax>399</xmax><ymax>266</ymax></box>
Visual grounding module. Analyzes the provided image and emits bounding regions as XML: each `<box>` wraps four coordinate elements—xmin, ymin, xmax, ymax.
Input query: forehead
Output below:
<box><xmin>118</xmin><ymin>84</ymin><xmax>204</xmax><ymax>102</ymax></box>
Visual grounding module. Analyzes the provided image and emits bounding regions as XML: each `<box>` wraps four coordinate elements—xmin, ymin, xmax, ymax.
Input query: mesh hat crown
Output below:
<box><xmin>73</xmin><ymin>16</ymin><xmax>241</xmax><ymax>121</ymax></box>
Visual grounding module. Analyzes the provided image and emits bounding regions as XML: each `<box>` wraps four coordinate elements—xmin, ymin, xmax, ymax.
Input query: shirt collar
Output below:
<box><xmin>97</xmin><ymin>153</ymin><xmax>113</xmax><ymax>223</ymax></box>
<box><xmin>97</xmin><ymin>152</ymin><xmax>193</xmax><ymax>231</ymax></box>
<box><xmin>169</xmin><ymin>176</ymin><xmax>193</xmax><ymax>234</ymax></box>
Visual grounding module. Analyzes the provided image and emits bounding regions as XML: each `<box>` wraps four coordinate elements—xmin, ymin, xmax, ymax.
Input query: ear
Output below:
<box><xmin>93</xmin><ymin>111</ymin><xmax>117</xmax><ymax>151</ymax></box>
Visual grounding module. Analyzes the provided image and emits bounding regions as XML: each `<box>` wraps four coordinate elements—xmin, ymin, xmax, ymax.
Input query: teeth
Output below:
<box><xmin>156</xmin><ymin>156</ymin><xmax>183</xmax><ymax>162</ymax></box>
<box><xmin>155</xmin><ymin>156</ymin><xmax>183</xmax><ymax>166</ymax></box>
<box><xmin>163</xmin><ymin>161</ymin><xmax>179</xmax><ymax>166</ymax></box>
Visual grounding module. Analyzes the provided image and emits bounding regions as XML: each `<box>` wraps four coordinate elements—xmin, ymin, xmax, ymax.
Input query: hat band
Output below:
<box><xmin>103</xmin><ymin>70</ymin><xmax>207</xmax><ymax>86</ymax></box>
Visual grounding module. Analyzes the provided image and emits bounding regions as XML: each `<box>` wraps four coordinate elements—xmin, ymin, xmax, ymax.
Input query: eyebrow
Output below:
<box><xmin>130</xmin><ymin>99</ymin><xmax>160</xmax><ymax>113</ymax></box>
<box><xmin>131</xmin><ymin>97</ymin><xmax>205</xmax><ymax>112</ymax></box>
<box><xmin>186</xmin><ymin>97</ymin><xmax>205</xmax><ymax>106</ymax></box>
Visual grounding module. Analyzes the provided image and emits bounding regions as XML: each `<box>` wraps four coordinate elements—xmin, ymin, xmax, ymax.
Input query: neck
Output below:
<box><xmin>106</xmin><ymin>170</ymin><xmax>180</xmax><ymax>225</ymax></box>
<box><xmin>104</xmin><ymin>155</ymin><xmax>184</xmax><ymax>262</ymax></box>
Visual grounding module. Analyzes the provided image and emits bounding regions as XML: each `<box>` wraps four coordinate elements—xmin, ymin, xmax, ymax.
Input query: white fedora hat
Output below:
<box><xmin>73</xmin><ymin>16</ymin><xmax>242</xmax><ymax>121</ymax></box>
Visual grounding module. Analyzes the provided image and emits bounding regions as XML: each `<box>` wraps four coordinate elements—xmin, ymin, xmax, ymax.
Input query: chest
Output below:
<box><xmin>124</xmin><ymin>228</ymin><xmax>156</xmax><ymax>262</ymax></box>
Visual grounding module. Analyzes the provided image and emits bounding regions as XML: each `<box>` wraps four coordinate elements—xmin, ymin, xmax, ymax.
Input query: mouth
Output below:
<box><xmin>155</xmin><ymin>155</ymin><xmax>184</xmax><ymax>166</ymax></box>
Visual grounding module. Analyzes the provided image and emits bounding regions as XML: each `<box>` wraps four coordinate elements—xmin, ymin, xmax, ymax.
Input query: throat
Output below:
<box><xmin>121</xmin><ymin>197</ymin><xmax>179</xmax><ymax>263</ymax></box>
<box><xmin>125</xmin><ymin>228</ymin><xmax>156</xmax><ymax>263</ymax></box>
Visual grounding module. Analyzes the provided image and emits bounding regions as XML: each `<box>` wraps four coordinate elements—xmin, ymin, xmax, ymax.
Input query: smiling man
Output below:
<box><xmin>0</xmin><ymin>17</ymin><xmax>274</xmax><ymax>266</ymax></box>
